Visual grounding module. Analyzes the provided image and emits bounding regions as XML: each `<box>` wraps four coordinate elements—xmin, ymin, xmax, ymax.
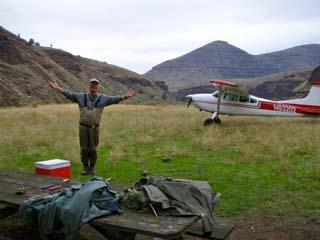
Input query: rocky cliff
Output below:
<box><xmin>171</xmin><ymin>67</ymin><xmax>315</xmax><ymax>101</ymax></box>
<box><xmin>0</xmin><ymin>26</ymin><xmax>168</xmax><ymax>106</ymax></box>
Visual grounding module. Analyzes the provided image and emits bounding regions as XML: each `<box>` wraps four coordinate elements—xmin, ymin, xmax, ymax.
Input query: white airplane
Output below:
<box><xmin>186</xmin><ymin>79</ymin><xmax>320</xmax><ymax>126</ymax></box>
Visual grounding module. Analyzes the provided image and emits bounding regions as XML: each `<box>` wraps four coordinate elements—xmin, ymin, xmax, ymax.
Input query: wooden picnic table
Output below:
<box><xmin>0</xmin><ymin>169</ymin><xmax>79</xmax><ymax>206</ymax></box>
<box><xmin>0</xmin><ymin>169</ymin><xmax>199</xmax><ymax>240</ymax></box>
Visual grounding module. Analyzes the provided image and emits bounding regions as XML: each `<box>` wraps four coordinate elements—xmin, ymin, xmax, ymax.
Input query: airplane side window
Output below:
<box><xmin>239</xmin><ymin>96</ymin><xmax>249</xmax><ymax>102</ymax></box>
<box><xmin>250</xmin><ymin>98</ymin><xmax>257</xmax><ymax>103</ymax></box>
<box><xmin>231</xmin><ymin>95</ymin><xmax>238</xmax><ymax>101</ymax></box>
<box><xmin>224</xmin><ymin>93</ymin><xmax>238</xmax><ymax>101</ymax></box>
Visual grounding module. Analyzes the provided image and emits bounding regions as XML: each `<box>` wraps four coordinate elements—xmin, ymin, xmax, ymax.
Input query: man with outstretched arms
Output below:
<box><xmin>48</xmin><ymin>78</ymin><xmax>136</xmax><ymax>175</ymax></box>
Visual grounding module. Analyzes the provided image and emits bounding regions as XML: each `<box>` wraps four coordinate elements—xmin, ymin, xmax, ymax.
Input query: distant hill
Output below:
<box><xmin>0</xmin><ymin>26</ymin><xmax>168</xmax><ymax>106</ymax></box>
<box><xmin>144</xmin><ymin>41</ymin><xmax>320</xmax><ymax>90</ymax></box>
<box><xmin>171</xmin><ymin>67</ymin><xmax>315</xmax><ymax>101</ymax></box>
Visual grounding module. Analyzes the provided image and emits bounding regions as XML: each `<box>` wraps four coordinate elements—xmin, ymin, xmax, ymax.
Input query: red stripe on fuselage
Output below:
<box><xmin>312</xmin><ymin>81</ymin><xmax>320</xmax><ymax>86</ymax></box>
<box><xmin>259</xmin><ymin>101</ymin><xmax>320</xmax><ymax>113</ymax></box>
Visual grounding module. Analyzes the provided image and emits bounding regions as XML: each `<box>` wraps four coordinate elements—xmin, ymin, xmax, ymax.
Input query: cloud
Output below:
<box><xmin>1</xmin><ymin>0</ymin><xmax>319</xmax><ymax>73</ymax></box>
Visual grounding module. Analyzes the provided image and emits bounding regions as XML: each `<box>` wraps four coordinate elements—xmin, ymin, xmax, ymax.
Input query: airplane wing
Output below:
<box><xmin>209</xmin><ymin>80</ymin><xmax>249</xmax><ymax>96</ymax></box>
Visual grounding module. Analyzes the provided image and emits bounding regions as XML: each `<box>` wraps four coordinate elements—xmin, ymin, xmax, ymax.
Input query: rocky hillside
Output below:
<box><xmin>145</xmin><ymin>41</ymin><xmax>320</xmax><ymax>90</ymax></box>
<box><xmin>171</xmin><ymin>67</ymin><xmax>316</xmax><ymax>101</ymax></box>
<box><xmin>0</xmin><ymin>26</ymin><xmax>168</xmax><ymax>106</ymax></box>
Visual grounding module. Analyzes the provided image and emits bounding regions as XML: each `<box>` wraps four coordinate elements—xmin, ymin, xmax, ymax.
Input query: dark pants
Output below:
<box><xmin>79</xmin><ymin>125</ymin><xmax>99</xmax><ymax>167</ymax></box>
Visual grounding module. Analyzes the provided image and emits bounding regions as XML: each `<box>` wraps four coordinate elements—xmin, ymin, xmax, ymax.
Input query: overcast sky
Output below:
<box><xmin>1</xmin><ymin>0</ymin><xmax>319</xmax><ymax>74</ymax></box>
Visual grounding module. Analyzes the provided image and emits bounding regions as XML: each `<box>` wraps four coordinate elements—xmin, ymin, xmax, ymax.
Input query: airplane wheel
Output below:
<box><xmin>213</xmin><ymin>118</ymin><xmax>221</xmax><ymax>124</ymax></box>
<box><xmin>203</xmin><ymin>118</ymin><xmax>214</xmax><ymax>126</ymax></box>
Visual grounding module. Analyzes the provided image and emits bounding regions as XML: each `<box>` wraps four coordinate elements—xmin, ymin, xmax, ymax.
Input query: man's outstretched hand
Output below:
<box><xmin>127</xmin><ymin>88</ymin><xmax>136</xmax><ymax>98</ymax></box>
<box><xmin>123</xmin><ymin>88</ymin><xmax>136</xmax><ymax>100</ymax></box>
<box><xmin>48</xmin><ymin>80</ymin><xmax>59</xmax><ymax>89</ymax></box>
<box><xmin>48</xmin><ymin>80</ymin><xmax>64</xmax><ymax>94</ymax></box>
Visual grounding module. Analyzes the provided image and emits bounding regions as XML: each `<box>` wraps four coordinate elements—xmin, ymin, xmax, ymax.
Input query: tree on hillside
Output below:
<box><xmin>28</xmin><ymin>38</ymin><xmax>35</xmax><ymax>45</ymax></box>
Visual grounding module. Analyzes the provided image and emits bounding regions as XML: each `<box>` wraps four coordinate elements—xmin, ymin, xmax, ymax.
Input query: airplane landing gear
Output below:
<box><xmin>204</xmin><ymin>118</ymin><xmax>213</xmax><ymax>126</ymax></box>
<box><xmin>203</xmin><ymin>117</ymin><xmax>221</xmax><ymax>126</ymax></box>
<box><xmin>214</xmin><ymin>117</ymin><xmax>221</xmax><ymax>124</ymax></box>
<box><xmin>204</xmin><ymin>90</ymin><xmax>222</xmax><ymax>126</ymax></box>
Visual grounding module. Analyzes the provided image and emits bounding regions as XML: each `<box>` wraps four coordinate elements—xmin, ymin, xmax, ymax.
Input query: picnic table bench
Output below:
<box><xmin>0</xmin><ymin>169</ymin><xmax>234</xmax><ymax>240</ymax></box>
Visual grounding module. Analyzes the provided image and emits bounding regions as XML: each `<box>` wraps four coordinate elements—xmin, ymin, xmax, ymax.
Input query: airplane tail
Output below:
<box><xmin>302</xmin><ymin>81</ymin><xmax>320</xmax><ymax>106</ymax></box>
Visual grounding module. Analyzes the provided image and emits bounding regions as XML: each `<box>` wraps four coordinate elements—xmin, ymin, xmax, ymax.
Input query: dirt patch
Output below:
<box><xmin>227</xmin><ymin>214</ymin><xmax>320</xmax><ymax>240</ymax></box>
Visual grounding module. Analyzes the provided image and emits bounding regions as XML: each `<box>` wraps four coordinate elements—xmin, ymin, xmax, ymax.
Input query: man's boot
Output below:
<box><xmin>81</xmin><ymin>164</ymin><xmax>90</xmax><ymax>175</ymax></box>
<box><xmin>89</xmin><ymin>149</ymin><xmax>97</xmax><ymax>175</ymax></box>
<box><xmin>89</xmin><ymin>165</ymin><xmax>96</xmax><ymax>175</ymax></box>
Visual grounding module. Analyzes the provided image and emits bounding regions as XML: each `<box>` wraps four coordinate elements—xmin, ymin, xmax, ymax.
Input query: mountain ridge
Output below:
<box><xmin>144</xmin><ymin>41</ymin><xmax>320</xmax><ymax>90</ymax></box>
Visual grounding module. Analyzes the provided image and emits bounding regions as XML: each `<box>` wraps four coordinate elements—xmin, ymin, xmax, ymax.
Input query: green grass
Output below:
<box><xmin>0</xmin><ymin>104</ymin><xmax>319</xmax><ymax>218</ymax></box>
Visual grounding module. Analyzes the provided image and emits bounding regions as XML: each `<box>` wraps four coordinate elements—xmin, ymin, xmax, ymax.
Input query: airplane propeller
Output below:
<box><xmin>187</xmin><ymin>98</ymin><xmax>192</xmax><ymax>108</ymax></box>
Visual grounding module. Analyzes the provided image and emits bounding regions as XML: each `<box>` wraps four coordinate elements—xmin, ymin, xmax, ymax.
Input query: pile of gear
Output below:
<box><xmin>19</xmin><ymin>175</ymin><xmax>221</xmax><ymax>239</ymax></box>
<box><xmin>122</xmin><ymin>175</ymin><xmax>221</xmax><ymax>235</ymax></box>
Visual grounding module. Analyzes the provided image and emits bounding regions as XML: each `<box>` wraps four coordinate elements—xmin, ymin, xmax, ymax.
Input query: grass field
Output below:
<box><xmin>0</xmin><ymin>104</ymin><xmax>319</xmax><ymax>219</ymax></box>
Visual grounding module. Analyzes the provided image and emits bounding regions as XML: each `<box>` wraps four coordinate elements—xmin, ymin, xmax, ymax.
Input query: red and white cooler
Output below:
<box><xmin>35</xmin><ymin>159</ymin><xmax>70</xmax><ymax>178</ymax></box>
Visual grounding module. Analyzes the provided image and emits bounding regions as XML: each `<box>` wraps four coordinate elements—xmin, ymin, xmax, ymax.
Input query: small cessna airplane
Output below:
<box><xmin>186</xmin><ymin>79</ymin><xmax>320</xmax><ymax>126</ymax></box>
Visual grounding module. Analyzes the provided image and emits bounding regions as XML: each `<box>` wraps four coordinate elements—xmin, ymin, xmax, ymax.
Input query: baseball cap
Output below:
<box><xmin>89</xmin><ymin>78</ymin><xmax>100</xmax><ymax>84</ymax></box>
